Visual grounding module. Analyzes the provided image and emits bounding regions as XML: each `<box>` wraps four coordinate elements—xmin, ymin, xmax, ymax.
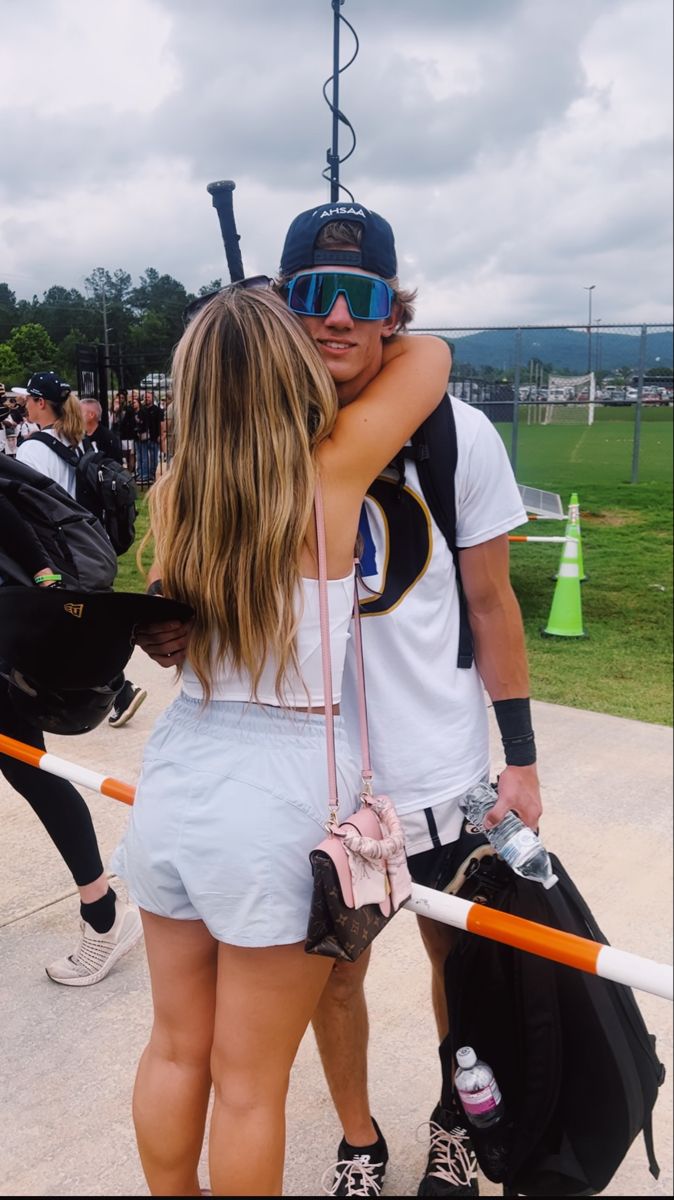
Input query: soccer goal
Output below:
<box><xmin>542</xmin><ymin>373</ymin><xmax>596</xmax><ymax>426</ymax></box>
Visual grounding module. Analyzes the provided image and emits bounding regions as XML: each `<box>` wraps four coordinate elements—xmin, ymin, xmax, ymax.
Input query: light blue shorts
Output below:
<box><xmin>110</xmin><ymin>694</ymin><xmax>361</xmax><ymax>947</ymax></box>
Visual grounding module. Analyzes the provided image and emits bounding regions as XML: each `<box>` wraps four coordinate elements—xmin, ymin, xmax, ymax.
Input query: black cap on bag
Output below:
<box><xmin>0</xmin><ymin>588</ymin><xmax>193</xmax><ymax>689</ymax></box>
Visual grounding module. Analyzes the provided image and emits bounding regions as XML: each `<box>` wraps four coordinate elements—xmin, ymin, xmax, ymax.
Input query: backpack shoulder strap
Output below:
<box><xmin>643</xmin><ymin>1108</ymin><xmax>661</xmax><ymax>1179</ymax></box>
<box><xmin>406</xmin><ymin>393</ymin><xmax>474</xmax><ymax>668</ymax></box>
<box><xmin>30</xmin><ymin>430</ymin><xmax>80</xmax><ymax>466</ymax></box>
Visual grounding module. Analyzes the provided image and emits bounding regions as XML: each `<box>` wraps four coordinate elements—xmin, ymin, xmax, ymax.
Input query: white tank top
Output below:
<box><xmin>181</xmin><ymin>571</ymin><xmax>354</xmax><ymax>706</ymax></box>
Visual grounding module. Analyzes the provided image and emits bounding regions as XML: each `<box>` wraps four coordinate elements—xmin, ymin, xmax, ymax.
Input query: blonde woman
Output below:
<box><xmin>111</xmin><ymin>285</ymin><xmax>450</xmax><ymax>1197</ymax></box>
<box><xmin>17</xmin><ymin>372</ymin><xmax>85</xmax><ymax>495</ymax></box>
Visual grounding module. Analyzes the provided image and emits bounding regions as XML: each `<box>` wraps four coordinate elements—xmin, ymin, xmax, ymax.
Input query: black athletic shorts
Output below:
<box><xmin>407</xmin><ymin>819</ymin><xmax>492</xmax><ymax>894</ymax></box>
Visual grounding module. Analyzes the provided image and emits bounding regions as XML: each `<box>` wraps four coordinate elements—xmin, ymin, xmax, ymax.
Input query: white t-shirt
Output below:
<box><xmin>341</xmin><ymin>395</ymin><xmax>527</xmax><ymax>846</ymax></box>
<box><xmin>16</xmin><ymin>429</ymin><xmax>79</xmax><ymax>497</ymax></box>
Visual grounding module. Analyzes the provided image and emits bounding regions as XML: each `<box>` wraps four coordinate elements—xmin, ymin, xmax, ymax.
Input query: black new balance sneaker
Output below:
<box><xmin>326</xmin><ymin>1117</ymin><xmax>389</xmax><ymax>1196</ymax></box>
<box><xmin>108</xmin><ymin>680</ymin><xmax>147</xmax><ymax>728</ymax></box>
<box><xmin>417</xmin><ymin>1102</ymin><xmax>479</xmax><ymax>1196</ymax></box>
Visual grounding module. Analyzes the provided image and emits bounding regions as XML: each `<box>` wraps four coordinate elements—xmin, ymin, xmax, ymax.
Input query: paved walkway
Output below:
<box><xmin>1</xmin><ymin>647</ymin><xmax>672</xmax><ymax>1196</ymax></box>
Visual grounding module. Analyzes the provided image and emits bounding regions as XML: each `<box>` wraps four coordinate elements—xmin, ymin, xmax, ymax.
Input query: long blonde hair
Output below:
<box><xmin>149</xmin><ymin>286</ymin><xmax>338</xmax><ymax>702</ymax></box>
<box><xmin>53</xmin><ymin>394</ymin><xmax>84</xmax><ymax>445</ymax></box>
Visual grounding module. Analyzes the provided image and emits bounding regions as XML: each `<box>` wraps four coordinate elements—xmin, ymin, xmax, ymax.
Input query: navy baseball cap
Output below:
<box><xmin>26</xmin><ymin>371</ymin><xmax>71</xmax><ymax>407</ymax></box>
<box><xmin>280</xmin><ymin>203</ymin><xmax>397</xmax><ymax>279</ymax></box>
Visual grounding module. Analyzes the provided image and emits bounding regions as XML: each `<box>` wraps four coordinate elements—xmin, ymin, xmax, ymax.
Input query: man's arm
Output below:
<box><xmin>459</xmin><ymin>533</ymin><xmax>542</xmax><ymax>831</ymax></box>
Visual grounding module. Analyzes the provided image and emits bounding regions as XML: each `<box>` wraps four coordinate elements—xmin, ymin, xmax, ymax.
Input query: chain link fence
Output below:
<box><xmin>414</xmin><ymin>322</ymin><xmax>673</xmax><ymax>487</ymax></box>
<box><xmin>73</xmin><ymin>322</ymin><xmax>673</xmax><ymax>490</ymax></box>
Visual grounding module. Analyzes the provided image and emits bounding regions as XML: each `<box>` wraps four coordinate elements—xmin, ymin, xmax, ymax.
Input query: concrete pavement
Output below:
<box><xmin>1</xmin><ymin>646</ymin><xmax>672</xmax><ymax>1196</ymax></box>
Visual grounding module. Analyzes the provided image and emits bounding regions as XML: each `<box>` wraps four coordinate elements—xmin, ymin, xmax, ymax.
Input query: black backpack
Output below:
<box><xmin>0</xmin><ymin>455</ymin><xmax>118</xmax><ymax>591</ymax></box>
<box><xmin>440</xmin><ymin>852</ymin><xmax>665</xmax><ymax>1196</ymax></box>
<box><xmin>398</xmin><ymin>392</ymin><xmax>474</xmax><ymax>668</ymax></box>
<box><xmin>32</xmin><ymin>431</ymin><xmax>138</xmax><ymax>556</ymax></box>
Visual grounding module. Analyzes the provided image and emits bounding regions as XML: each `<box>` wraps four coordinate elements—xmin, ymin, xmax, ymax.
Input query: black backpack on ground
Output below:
<box><xmin>440</xmin><ymin>851</ymin><xmax>665</xmax><ymax>1196</ymax></box>
<box><xmin>31</xmin><ymin>431</ymin><xmax>138</xmax><ymax>556</ymax></box>
<box><xmin>0</xmin><ymin>455</ymin><xmax>117</xmax><ymax>591</ymax></box>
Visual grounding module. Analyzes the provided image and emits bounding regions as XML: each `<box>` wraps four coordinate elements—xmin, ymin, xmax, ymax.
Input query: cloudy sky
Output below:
<box><xmin>1</xmin><ymin>0</ymin><xmax>672</xmax><ymax>327</ymax></box>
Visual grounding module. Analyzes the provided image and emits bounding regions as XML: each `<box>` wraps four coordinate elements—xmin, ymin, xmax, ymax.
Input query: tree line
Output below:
<box><xmin>0</xmin><ymin>267</ymin><xmax>223</xmax><ymax>388</ymax></box>
<box><xmin>2</xmin><ymin>268</ymin><xmax>670</xmax><ymax>392</ymax></box>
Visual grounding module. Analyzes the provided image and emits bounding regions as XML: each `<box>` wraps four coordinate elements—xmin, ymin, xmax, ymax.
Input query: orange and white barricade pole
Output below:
<box><xmin>508</xmin><ymin>535</ymin><xmax>568</xmax><ymax>544</ymax></box>
<box><xmin>1</xmin><ymin>734</ymin><xmax>671</xmax><ymax>1002</ymax></box>
<box><xmin>0</xmin><ymin>734</ymin><xmax>135</xmax><ymax>807</ymax></box>
<box><xmin>405</xmin><ymin>885</ymin><xmax>673</xmax><ymax>1002</ymax></box>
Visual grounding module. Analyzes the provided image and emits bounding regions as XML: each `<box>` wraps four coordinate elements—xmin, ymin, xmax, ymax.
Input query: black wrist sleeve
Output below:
<box><xmin>492</xmin><ymin>697</ymin><xmax>537</xmax><ymax>766</ymax></box>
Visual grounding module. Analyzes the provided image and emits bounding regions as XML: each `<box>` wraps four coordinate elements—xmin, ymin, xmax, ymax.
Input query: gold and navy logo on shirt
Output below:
<box><xmin>358</xmin><ymin>476</ymin><xmax>432</xmax><ymax>616</ymax></box>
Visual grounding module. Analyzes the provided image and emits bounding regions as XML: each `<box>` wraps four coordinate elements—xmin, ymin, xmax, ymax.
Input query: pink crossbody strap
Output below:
<box><xmin>313</xmin><ymin>481</ymin><xmax>339</xmax><ymax>824</ymax></box>
<box><xmin>350</xmin><ymin>572</ymin><xmax>374</xmax><ymax>789</ymax></box>
<box><xmin>314</xmin><ymin>482</ymin><xmax>373</xmax><ymax>825</ymax></box>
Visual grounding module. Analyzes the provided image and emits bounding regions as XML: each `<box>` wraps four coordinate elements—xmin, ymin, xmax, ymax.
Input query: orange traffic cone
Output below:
<box><xmin>542</xmin><ymin>535</ymin><xmax>587</xmax><ymax>638</ymax></box>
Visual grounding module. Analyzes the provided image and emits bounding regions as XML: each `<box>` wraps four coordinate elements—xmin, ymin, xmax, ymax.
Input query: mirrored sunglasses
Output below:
<box><xmin>284</xmin><ymin>272</ymin><xmax>394</xmax><ymax>321</ymax></box>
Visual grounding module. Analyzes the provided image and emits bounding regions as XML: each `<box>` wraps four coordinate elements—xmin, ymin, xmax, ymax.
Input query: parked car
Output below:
<box><xmin>140</xmin><ymin>372</ymin><xmax>171</xmax><ymax>392</ymax></box>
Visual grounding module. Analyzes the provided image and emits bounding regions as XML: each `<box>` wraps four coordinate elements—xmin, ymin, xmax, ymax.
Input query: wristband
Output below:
<box><xmin>34</xmin><ymin>572</ymin><xmax>62</xmax><ymax>585</ymax></box>
<box><xmin>492</xmin><ymin>697</ymin><xmax>537</xmax><ymax>766</ymax></box>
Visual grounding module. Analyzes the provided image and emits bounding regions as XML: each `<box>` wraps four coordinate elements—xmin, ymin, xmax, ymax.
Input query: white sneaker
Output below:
<box><xmin>45</xmin><ymin>900</ymin><xmax>143</xmax><ymax>986</ymax></box>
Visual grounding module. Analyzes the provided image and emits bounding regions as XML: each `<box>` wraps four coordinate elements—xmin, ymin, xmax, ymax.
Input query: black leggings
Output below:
<box><xmin>0</xmin><ymin>679</ymin><xmax>104</xmax><ymax>887</ymax></box>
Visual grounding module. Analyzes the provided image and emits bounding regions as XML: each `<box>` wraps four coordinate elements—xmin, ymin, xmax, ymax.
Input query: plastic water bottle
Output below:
<box><xmin>455</xmin><ymin>1046</ymin><xmax>505</xmax><ymax>1129</ymax></box>
<box><xmin>459</xmin><ymin>780</ymin><xmax>558</xmax><ymax>889</ymax></box>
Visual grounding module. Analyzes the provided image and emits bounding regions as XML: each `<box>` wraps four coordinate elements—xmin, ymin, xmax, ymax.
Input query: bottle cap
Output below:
<box><xmin>456</xmin><ymin>1046</ymin><xmax>477</xmax><ymax>1069</ymax></box>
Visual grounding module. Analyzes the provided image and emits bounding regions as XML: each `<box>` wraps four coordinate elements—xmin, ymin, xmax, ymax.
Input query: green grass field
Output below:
<box><xmin>503</xmin><ymin>409</ymin><xmax>672</xmax><ymax>725</ymax></box>
<box><xmin>509</xmin><ymin>406</ymin><xmax>673</xmax><ymax>490</ymax></box>
<box><xmin>118</xmin><ymin>409</ymin><xmax>673</xmax><ymax>726</ymax></box>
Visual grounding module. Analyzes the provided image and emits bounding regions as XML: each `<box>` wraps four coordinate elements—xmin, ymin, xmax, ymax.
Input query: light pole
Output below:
<box><xmin>584</xmin><ymin>284</ymin><xmax>595</xmax><ymax>375</ymax></box>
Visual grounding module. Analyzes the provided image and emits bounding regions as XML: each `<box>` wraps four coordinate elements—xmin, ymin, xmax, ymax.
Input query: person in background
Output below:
<box><xmin>159</xmin><ymin>390</ymin><xmax>174</xmax><ymax>464</ymax></box>
<box><xmin>80</xmin><ymin>397</ymin><xmax>123</xmax><ymax>463</ymax></box>
<box><xmin>17</xmin><ymin>373</ymin><xmax>147</xmax><ymax>730</ymax></box>
<box><xmin>110</xmin><ymin>390</ymin><xmax>126</xmax><ymax>457</ymax></box>
<box><xmin>1</xmin><ymin>387</ymin><xmax>37</xmax><ymax>453</ymax></box>
<box><xmin>0</xmin><ymin>383</ymin><xmax>17</xmax><ymax>456</ymax></box>
<box><xmin>136</xmin><ymin>390</ymin><xmax>163</xmax><ymax>485</ymax></box>
<box><xmin>1</xmin><ymin>378</ymin><xmax>143</xmax><ymax>986</ymax></box>
<box><xmin>118</xmin><ymin>390</ymin><xmax>140</xmax><ymax>474</ymax></box>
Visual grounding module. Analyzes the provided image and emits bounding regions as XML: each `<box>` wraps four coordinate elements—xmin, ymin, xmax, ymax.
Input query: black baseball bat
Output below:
<box><xmin>206</xmin><ymin>180</ymin><xmax>245</xmax><ymax>283</ymax></box>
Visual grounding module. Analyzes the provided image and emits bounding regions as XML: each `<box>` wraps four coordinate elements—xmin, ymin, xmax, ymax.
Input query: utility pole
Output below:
<box><xmin>584</xmin><ymin>284</ymin><xmax>595</xmax><ymax>375</ymax></box>
<box><xmin>99</xmin><ymin>283</ymin><xmax>110</xmax><ymax>360</ymax></box>
<box><xmin>98</xmin><ymin>283</ymin><xmax>111</xmax><ymax>421</ymax></box>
